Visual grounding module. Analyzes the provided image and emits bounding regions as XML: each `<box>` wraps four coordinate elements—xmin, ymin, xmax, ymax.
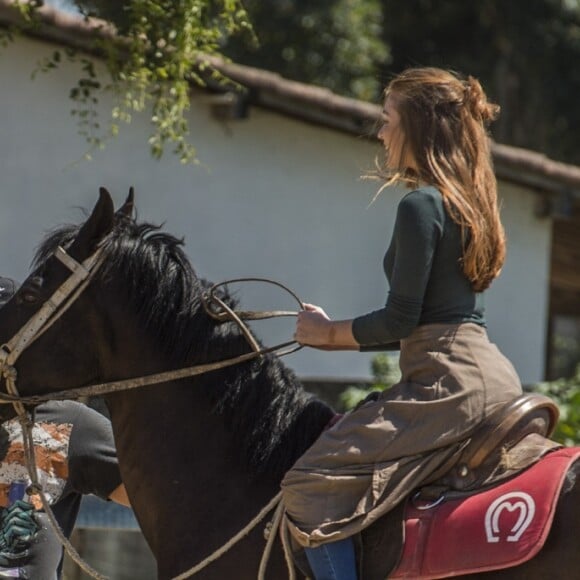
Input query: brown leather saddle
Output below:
<box><xmin>431</xmin><ymin>392</ymin><xmax>559</xmax><ymax>492</ymax></box>
<box><xmin>361</xmin><ymin>392</ymin><xmax>560</xmax><ymax>579</ymax></box>
<box><xmin>292</xmin><ymin>393</ymin><xmax>561</xmax><ymax>579</ymax></box>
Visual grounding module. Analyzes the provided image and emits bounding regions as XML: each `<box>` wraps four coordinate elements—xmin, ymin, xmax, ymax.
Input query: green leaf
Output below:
<box><xmin>5</xmin><ymin>0</ymin><xmax>254</xmax><ymax>163</ymax></box>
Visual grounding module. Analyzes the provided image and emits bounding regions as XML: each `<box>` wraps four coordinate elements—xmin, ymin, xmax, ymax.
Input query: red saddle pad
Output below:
<box><xmin>390</xmin><ymin>447</ymin><xmax>580</xmax><ymax>579</ymax></box>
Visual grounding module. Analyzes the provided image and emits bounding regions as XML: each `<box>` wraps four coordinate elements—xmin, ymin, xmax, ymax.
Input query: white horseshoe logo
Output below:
<box><xmin>484</xmin><ymin>492</ymin><xmax>536</xmax><ymax>543</ymax></box>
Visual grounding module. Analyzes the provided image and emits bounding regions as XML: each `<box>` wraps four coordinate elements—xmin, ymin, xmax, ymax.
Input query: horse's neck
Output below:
<box><xmin>104</xmin><ymin>361</ymin><xmax>334</xmax><ymax>580</ymax></box>
<box><xmin>106</xmin><ymin>373</ymin><xmax>283</xmax><ymax>562</ymax></box>
<box><xmin>101</xmin><ymin>303</ymin><xmax>331</xmax><ymax>563</ymax></box>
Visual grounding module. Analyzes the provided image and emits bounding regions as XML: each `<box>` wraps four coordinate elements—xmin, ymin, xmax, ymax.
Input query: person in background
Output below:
<box><xmin>281</xmin><ymin>67</ymin><xmax>524</xmax><ymax>580</ymax></box>
<box><xmin>0</xmin><ymin>276</ymin><xmax>130</xmax><ymax>580</ymax></box>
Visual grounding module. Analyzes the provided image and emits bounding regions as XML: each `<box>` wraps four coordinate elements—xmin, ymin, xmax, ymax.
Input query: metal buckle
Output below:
<box><xmin>411</xmin><ymin>490</ymin><xmax>446</xmax><ymax>510</ymax></box>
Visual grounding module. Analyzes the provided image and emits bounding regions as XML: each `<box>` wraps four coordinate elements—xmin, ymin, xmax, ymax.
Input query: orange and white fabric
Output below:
<box><xmin>0</xmin><ymin>418</ymin><xmax>72</xmax><ymax>510</ymax></box>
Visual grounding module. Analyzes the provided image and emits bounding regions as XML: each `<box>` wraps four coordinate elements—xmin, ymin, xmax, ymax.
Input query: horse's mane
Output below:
<box><xmin>34</xmin><ymin>216</ymin><xmax>334</xmax><ymax>480</ymax></box>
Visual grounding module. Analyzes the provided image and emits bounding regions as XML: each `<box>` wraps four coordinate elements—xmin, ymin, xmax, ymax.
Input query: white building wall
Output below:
<box><xmin>485</xmin><ymin>184</ymin><xmax>552</xmax><ymax>384</ymax></box>
<box><xmin>0</xmin><ymin>36</ymin><xmax>551</xmax><ymax>384</ymax></box>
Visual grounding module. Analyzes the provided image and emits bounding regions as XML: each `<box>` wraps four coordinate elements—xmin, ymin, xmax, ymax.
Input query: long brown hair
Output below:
<box><xmin>381</xmin><ymin>67</ymin><xmax>504</xmax><ymax>292</ymax></box>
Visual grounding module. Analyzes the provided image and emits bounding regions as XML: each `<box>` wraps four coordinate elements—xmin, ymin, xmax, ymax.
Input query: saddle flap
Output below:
<box><xmin>390</xmin><ymin>448</ymin><xmax>580</xmax><ymax>579</ymax></box>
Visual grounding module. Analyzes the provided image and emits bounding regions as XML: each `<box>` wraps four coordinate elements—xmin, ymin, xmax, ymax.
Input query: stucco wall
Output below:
<box><xmin>485</xmin><ymin>184</ymin><xmax>552</xmax><ymax>383</ymax></box>
<box><xmin>0</xmin><ymin>36</ymin><xmax>551</xmax><ymax>384</ymax></box>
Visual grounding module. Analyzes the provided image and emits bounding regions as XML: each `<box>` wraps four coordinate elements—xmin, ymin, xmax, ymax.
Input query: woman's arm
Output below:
<box><xmin>351</xmin><ymin>190</ymin><xmax>444</xmax><ymax>346</ymax></box>
<box><xmin>294</xmin><ymin>304</ymin><xmax>359</xmax><ymax>350</ymax></box>
<box><xmin>295</xmin><ymin>190</ymin><xmax>444</xmax><ymax>351</ymax></box>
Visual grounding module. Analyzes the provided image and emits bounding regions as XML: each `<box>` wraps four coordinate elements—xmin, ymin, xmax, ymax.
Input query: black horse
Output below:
<box><xmin>0</xmin><ymin>189</ymin><xmax>578</xmax><ymax>579</ymax></box>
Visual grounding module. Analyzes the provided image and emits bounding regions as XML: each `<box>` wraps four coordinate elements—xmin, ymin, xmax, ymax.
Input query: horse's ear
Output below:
<box><xmin>69</xmin><ymin>188</ymin><xmax>115</xmax><ymax>258</ymax></box>
<box><xmin>116</xmin><ymin>187</ymin><xmax>135</xmax><ymax>219</ymax></box>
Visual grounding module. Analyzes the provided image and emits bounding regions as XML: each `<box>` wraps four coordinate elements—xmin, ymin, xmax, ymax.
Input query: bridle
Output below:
<box><xmin>0</xmin><ymin>244</ymin><xmax>109</xmax><ymax>578</ymax></box>
<box><xmin>0</xmin><ymin>247</ymin><xmax>305</xmax><ymax>407</ymax></box>
<box><xmin>0</xmin><ymin>243</ymin><xmax>305</xmax><ymax>579</ymax></box>
<box><xmin>0</xmin><ymin>246</ymin><xmax>106</xmax><ymax>410</ymax></box>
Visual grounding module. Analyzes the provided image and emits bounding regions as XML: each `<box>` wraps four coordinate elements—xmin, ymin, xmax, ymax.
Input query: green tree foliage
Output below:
<box><xmin>6</xmin><ymin>0</ymin><xmax>253</xmax><ymax>162</ymax></box>
<box><xmin>340</xmin><ymin>353</ymin><xmax>400</xmax><ymax>410</ymax></box>
<box><xmin>223</xmin><ymin>0</ymin><xmax>580</xmax><ymax>163</ymax></box>
<box><xmin>548</xmin><ymin>328</ymin><xmax>580</xmax><ymax>380</ymax></box>
<box><xmin>7</xmin><ymin>1</ymin><xmax>580</xmax><ymax>165</ymax></box>
<box><xmin>381</xmin><ymin>0</ymin><xmax>580</xmax><ymax>164</ymax></box>
<box><xmin>223</xmin><ymin>0</ymin><xmax>389</xmax><ymax>101</ymax></box>
<box><xmin>221</xmin><ymin>0</ymin><xmax>580</xmax><ymax>163</ymax></box>
<box><xmin>533</xmin><ymin>365</ymin><xmax>580</xmax><ymax>445</ymax></box>
<box><xmin>76</xmin><ymin>0</ymin><xmax>255</xmax><ymax>162</ymax></box>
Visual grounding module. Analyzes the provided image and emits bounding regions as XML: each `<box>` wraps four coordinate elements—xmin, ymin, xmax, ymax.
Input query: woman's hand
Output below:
<box><xmin>294</xmin><ymin>303</ymin><xmax>333</xmax><ymax>346</ymax></box>
<box><xmin>294</xmin><ymin>304</ymin><xmax>359</xmax><ymax>350</ymax></box>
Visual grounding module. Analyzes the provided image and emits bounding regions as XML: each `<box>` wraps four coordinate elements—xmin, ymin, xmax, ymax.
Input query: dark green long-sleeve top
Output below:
<box><xmin>352</xmin><ymin>186</ymin><xmax>485</xmax><ymax>349</ymax></box>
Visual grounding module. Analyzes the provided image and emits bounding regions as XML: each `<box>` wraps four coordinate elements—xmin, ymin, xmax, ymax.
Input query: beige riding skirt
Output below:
<box><xmin>281</xmin><ymin>323</ymin><xmax>523</xmax><ymax>548</ymax></box>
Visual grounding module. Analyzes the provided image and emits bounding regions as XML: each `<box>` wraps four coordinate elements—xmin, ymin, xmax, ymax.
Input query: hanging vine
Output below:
<box><xmin>5</xmin><ymin>0</ymin><xmax>254</xmax><ymax>163</ymax></box>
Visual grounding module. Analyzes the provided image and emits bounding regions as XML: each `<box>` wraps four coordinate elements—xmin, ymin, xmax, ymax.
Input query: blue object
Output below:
<box><xmin>76</xmin><ymin>495</ymin><xmax>140</xmax><ymax>530</ymax></box>
<box><xmin>7</xmin><ymin>483</ymin><xmax>27</xmax><ymax>506</ymax></box>
<box><xmin>304</xmin><ymin>537</ymin><xmax>358</xmax><ymax>580</ymax></box>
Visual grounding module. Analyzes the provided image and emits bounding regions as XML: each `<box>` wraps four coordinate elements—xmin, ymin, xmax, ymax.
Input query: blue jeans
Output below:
<box><xmin>304</xmin><ymin>537</ymin><xmax>357</xmax><ymax>580</ymax></box>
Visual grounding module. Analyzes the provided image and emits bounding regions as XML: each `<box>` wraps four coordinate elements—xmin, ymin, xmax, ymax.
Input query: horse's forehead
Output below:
<box><xmin>33</xmin><ymin>228</ymin><xmax>78</xmax><ymax>269</ymax></box>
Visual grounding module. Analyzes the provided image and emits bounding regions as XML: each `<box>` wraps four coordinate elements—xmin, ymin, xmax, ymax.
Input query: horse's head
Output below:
<box><xmin>0</xmin><ymin>188</ymin><xmax>335</xmax><ymax>484</ymax></box>
<box><xmin>0</xmin><ymin>188</ymin><xmax>134</xmax><ymax>420</ymax></box>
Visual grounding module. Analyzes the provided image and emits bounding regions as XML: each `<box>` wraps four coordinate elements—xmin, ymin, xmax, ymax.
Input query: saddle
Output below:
<box><xmin>364</xmin><ymin>393</ymin><xmax>561</xmax><ymax>579</ymax></box>
<box><xmin>292</xmin><ymin>393</ymin><xmax>562</xmax><ymax>579</ymax></box>
<box><xmin>428</xmin><ymin>392</ymin><xmax>560</xmax><ymax>492</ymax></box>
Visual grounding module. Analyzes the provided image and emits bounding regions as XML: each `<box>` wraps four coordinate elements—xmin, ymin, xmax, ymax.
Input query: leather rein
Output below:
<box><xmin>0</xmin><ymin>246</ymin><xmax>305</xmax><ymax>407</ymax></box>
<box><xmin>0</xmin><ymin>243</ymin><xmax>305</xmax><ymax>580</ymax></box>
